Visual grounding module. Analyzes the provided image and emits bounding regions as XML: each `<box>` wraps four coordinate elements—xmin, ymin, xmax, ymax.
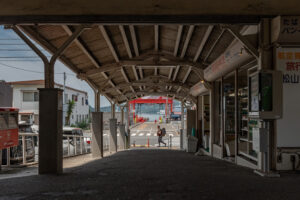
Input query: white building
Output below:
<box><xmin>9</xmin><ymin>80</ymin><xmax>89</xmax><ymax>125</ymax></box>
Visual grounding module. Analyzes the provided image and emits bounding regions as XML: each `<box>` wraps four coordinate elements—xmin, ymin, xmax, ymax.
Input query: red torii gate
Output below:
<box><xmin>129</xmin><ymin>96</ymin><xmax>173</xmax><ymax>122</ymax></box>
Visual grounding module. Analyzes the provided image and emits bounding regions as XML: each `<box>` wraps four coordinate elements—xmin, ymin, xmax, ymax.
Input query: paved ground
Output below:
<box><xmin>130</xmin><ymin>122</ymin><xmax>180</xmax><ymax>147</ymax></box>
<box><xmin>0</xmin><ymin>149</ymin><xmax>300</xmax><ymax>200</ymax></box>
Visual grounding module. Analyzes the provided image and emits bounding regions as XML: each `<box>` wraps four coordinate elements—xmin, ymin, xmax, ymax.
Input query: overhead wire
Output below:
<box><xmin>0</xmin><ymin>62</ymin><xmax>76</xmax><ymax>76</ymax></box>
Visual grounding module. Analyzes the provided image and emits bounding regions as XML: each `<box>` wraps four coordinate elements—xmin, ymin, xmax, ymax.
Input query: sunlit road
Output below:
<box><xmin>129</xmin><ymin>122</ymin><xmax>180</xmax><ymax>147</ymax></box>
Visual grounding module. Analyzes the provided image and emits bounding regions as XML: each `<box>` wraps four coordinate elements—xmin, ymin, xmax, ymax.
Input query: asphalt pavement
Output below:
<box><xmin>1</xmin><ymin>149</ymin><xmax>300</xmax><ymax>200</ymax></box>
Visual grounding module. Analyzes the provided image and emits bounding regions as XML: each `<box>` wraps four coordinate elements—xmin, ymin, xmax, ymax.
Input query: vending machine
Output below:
<box><xmin>0</xmin><ymin>107</ymin><xmax>19</xmax><ymax>150</ymax></box>
<box><xmin>248</xmin><ymin>70</ymin><xmax>282</xmax><ymax>176</ymax></box>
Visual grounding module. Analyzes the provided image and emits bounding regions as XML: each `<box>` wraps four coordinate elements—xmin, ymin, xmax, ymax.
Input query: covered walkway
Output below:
<box><xmin>0</xmin><ymin>149</ymin><xmax>299</xmax><ymax>200</ymax></box>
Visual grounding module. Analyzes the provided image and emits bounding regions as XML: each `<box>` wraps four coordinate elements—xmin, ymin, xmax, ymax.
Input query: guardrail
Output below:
<box><xmin>62</xmin><ymin>135</ymin><xmax>92</xmax><ymax>157</ymax></box>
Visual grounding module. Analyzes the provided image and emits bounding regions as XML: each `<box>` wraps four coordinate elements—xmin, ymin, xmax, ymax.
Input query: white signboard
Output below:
<box><xmin>276</xmin><ymin>48</ymin><xmax>300</xmax><ymax>147</ymax></box>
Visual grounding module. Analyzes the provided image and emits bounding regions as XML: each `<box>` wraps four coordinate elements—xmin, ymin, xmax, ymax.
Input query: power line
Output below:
<box><xmin>0</xmin><ymin>62</ymin><xmax>76</xmax><ymax>76</ymax></box>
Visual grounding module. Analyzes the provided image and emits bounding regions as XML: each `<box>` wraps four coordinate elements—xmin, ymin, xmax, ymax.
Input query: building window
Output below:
<box><xmin>64</xmin><ymin>94</ymin><xmax>68</xmax><ymax>104</ymax></box>
<box><xmin>82</xmin><ymin>97</ymin><xmax>84</xmax><ymax>106</ymax></box>
<box><xmin>23</xmin><ymin>91</ymin><xmax>39</xmax><ymax>102</ymax></box>
<box><xmin>72</xmin><ymin>94</ymin><xmax>78</xmax><ymax>102</ymax></box>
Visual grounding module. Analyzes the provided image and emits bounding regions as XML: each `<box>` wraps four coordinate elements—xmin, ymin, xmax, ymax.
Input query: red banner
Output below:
<box><xmin>0</xmin><ymin>128</ymin><xmax>19</xmax><ymax>149</ymax></box>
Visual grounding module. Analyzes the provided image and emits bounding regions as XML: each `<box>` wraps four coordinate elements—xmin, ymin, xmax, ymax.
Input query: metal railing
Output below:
<box><xmin>1</xmin><ymin>133</ymin><xmax>92</xmax><ymax>167</ymax></box>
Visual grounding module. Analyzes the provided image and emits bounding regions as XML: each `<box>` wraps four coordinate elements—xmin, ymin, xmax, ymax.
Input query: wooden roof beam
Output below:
<box><xmin>119</xmin><ymin>25</ymin><xmax>133</xmax><ymax>59</ymax></box>
<box><xmin>193</xmin><ymin>25</ymin><xmax>214</xmax><ymax>62</ymax></box>
<box><xmin>174</xmin><ymin>25</ymin><xmax>183</xmax><ymax>57</ymax></box>
<box><xmin>154</xmin><ymin>25</ymin><xmax>159</xmax><ymax>51</ymax></box>
<box><xmin>99</xmin><ymin>25</ymin><xmax>119</xmax><ymax>62</ymax></box>
<box><xmin>180</xmin><ymin>25</ymin><xmax>195</xmax><ymax>58</ymax></box>
<box><xmin>129</xmin><ymin>25</ymin><xmax>139</xmax><ymax>57</ymax></box>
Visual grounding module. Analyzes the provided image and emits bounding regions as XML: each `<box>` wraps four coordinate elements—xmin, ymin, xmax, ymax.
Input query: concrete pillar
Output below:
<box><xmin>38</xmin><ymin>88</ymin><xmax>63</xmax><ymax>174</ymax></box>
<box><xmin>119</xmin><ymin>124</ymin><xmax>126</xmax><ymax>150</ymax></box>
<box><xmin>91</xmin><ymin>112</ymin><xmax>103</xmax><ymax>157</ymax></box>
<box><xmin>109</xmin><ymin>118</ymin><xmax>117</xmax><ymax>153</ymax></box>
<box><xmin>125</xmin><ymin>104</ymin><xmax>130</xmax><ymax>149</ymax></box>
<box><xmin>121</xmin><ymin>107</ymin><xmax>124</xmax><ymax>124</ymax></box>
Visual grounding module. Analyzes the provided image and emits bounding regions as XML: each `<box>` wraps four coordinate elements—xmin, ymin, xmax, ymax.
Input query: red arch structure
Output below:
<box><xmin>129</xmin><ymin>96</ymin><xmax>173</xmax><ymax>123</ymax></box>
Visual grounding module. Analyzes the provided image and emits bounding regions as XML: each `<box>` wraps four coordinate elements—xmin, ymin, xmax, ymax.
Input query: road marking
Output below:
<box><xmin>131</xmin><ymin>133</ymin><xmax>136</xmax><ymax>136</ymax></box>
<box><xmin>138</xmin><ymin>133</ymin><xmax>144</xmax><ymax>136</ymax></box>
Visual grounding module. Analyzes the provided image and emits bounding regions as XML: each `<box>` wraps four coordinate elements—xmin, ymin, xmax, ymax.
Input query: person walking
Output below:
<box><xmin>157</xmin><ymin>125</ymin><xmax>166</xmax><ymax>147</ymax></box>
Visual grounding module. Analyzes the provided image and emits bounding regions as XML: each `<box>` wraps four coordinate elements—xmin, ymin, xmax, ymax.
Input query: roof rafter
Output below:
<box><xmin>154</xmin><ymin>25</ymin><xmax>159</xmax><ymax>51</ymax></box>
<box><xmin>174</xmin><ymin>25</ymin><xmax>183</xmax><ymax>56</ymax></box>
<box><xmin>99</xmin><ymin>25</ymin><xmax>119</xmax><ymax>62</ymax></box>
<box><xmin>193</xmin><ymin>25</ymin><xmax>214</xmax><ymax>62</ymax></box>
<box><xmin>119</xmin><ymin>25</ymin><xmax>132</xmax><ymax>59</ymax></box>
<box><xmin>129</xmin><ymin>25</ymin><xmax>139</xmax><ymax>57</ymax></box>
<box><xmin>180</xmin><ymin>25</ymin><xmax>194</xmax><ymax>58</ymax></box>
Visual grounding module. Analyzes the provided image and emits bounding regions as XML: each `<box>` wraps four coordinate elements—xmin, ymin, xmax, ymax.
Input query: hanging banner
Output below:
<box><xmin>272</xmin><ymin>16</ymin><xmax>300</xmax><ymax>44</ymax></box>
<box><xmin>276</xmin><ymin>48</ymin><xmax>300</xmax><ymax>147</ymax></box>
<box><xmin>204</xmin><ymin>40</ymin><xmax>252</xmax><ymax>81</ymax></box>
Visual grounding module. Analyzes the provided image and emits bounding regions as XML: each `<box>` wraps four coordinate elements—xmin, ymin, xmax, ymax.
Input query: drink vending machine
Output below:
<box><xmin>0</xmin><ymin>107</ymin><xmax>19</xmax><ymax>150</ymax></box>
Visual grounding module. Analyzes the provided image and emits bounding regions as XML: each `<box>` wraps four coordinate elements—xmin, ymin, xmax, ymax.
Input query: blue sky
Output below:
<box><xmin>0</xmin><ymin>26</ymin><xmax>111</xmax><ymax>107</ymax></box>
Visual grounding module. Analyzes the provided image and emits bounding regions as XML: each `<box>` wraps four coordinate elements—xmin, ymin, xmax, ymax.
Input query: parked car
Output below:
<box><xmin>62</xmin><ymin>127</ymin><xmax>90</xmax><ymax>156</ymax></box>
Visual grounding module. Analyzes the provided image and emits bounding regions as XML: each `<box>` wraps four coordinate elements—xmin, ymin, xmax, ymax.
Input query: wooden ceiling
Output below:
<box><xmin>18</xmin><ymin>24</ymin><xmax>247</xmax><ymax>104</ymax></box>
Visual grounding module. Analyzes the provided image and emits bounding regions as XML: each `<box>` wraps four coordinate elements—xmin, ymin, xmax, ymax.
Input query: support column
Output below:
<box><xmin>220</xmin><ymin>77</ymin><xmax>224</xmax><ymax>157</ymax></box>
<box><xmin>125</xmin><ymin>104</ymin><xmax>131</xmax><ymax>149</ymax></box>
<box><xmin>119</xmin><ymin>124</ymin><xmax>126</xmax><ymax>150</ymax></box>
<box><xmin>180</xmin><ymin>100</ymin><xmax>184</xmax><ymax>150</ymax></box>
<box><xmin>209</xmin><ymin>83</ymin><xmax>215</xmax><ymax>156</ymax></box>
<box><xmin>91</xmin><ymin>112</ymin><xmax>103</xmax><ymax>158</ymax></box>
<box><xmin>111</xmin><ymin>103</ymin><xmax>116</xmax><ymax>118</ymax></box>
<box><xmin>38</xmin><ymin>88</ymin><xmax>63</xmax><ymax>174</ymax></box>
<box><xmin>121</xmin><ymin>107</ymin><xmax>124</xmax><ymax>124</ymax></box>
<box><xmin>94</xmin><ymin>90</ymin><xmax>100</xmax><ymax>112</ymax></box>
<box><xmin>109</xmin><ymin>118</ymin><xmax>117</xmax><ymax>153</ymax></box>
<box><xmin>234</xmin><ymin>69</ymin><xmax>239</xmax><ymax>162</ymax></box>
<box><xmin>13</xmin><ymin>25</ymin><xmax>86</xmax><ymax>175</ymax></box>
<box><xmin>257</xmin><ymin>18</ymin><xmax>274</xmax><ymax>173</ymax></box>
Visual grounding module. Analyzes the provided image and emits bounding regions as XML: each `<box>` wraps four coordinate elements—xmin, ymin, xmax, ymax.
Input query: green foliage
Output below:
<box><xmin>66</xmin><ymin>100</ymin><xmax>75</xmax><ymax>125</ymax></box>
<box><xmin>76</xmin><ymin>121</ymin><xmax>89</xmax><ymax>130</ymax></box>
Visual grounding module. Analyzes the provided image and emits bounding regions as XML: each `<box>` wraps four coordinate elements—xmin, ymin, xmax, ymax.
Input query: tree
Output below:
<box><xmin>66</xmin><ymin>99</ymin><xmax>75</xmax><ymax>125</ymax></box>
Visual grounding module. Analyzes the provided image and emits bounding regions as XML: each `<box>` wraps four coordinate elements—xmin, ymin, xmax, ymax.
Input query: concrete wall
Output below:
<box><xmin>10</xmin><ymin>83</ymin><xmax>89</xmax><ymax>125</ymax></box>
<box><xmin>0</xmin><ymin>81</ymin><xmax>12</xmax><ymax>107</ymax></box>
